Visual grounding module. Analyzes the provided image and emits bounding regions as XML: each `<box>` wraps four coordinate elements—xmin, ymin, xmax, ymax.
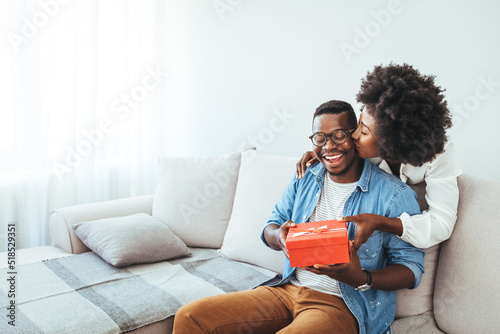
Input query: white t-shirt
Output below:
<box><xmin>291</xmin><ymin>175</ymin><xmax>356</xmax><ymax>297</ymax></box>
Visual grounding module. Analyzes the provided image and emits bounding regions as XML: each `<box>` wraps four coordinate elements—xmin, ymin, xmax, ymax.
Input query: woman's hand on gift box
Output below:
<box><xmin>339</xmin><ymin>213</ymin><xmax>403</xmax><ymax>250</ymax></box>
<box><xmin>339</xmin><ymin>214</ymin><xmax>378</xmax><ymax>250</ymax></box>
<box><xmin>302</xmin><ymin>240</ymin><xmax>367</xmax><ymax>288</ymax></box>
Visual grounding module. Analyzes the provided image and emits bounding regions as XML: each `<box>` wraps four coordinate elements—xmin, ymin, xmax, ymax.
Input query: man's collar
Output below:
<box><xmin>310</xmin><ymin>161</ymin><xmax>324</xmax><ymax>176</ymax></box>
<box><xmin>357</xmin><ymin>159</ymin><xmax>372</xmax><ymax>192</ymax></box>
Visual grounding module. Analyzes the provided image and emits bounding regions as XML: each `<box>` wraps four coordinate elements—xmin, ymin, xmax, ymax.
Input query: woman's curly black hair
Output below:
<box><xmin>356</xmin><ymin>63</ymin><xmax>452</xmax><ymax>166</ymax></box>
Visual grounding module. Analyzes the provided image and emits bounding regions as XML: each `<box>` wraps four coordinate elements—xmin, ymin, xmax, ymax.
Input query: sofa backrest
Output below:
<box><xmin>434</xmin><ymin>174</ymin><xmax>500</xmax><ymax>333</ymax></box>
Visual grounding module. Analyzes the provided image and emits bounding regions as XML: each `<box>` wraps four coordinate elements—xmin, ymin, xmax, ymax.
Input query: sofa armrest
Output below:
<box><xmin>49</xmin><ymin>194</ymin><xmax>154</xmax><ymax>254</ymax></box>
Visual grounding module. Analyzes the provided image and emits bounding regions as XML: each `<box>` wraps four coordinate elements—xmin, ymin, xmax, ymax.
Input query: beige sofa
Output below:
<box><xmin>3</xmin><ymin>150</ymin><xmax>499</xmax><ymax>333</ymax></box>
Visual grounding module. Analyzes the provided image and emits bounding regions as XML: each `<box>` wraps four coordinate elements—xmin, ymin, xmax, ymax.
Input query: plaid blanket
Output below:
<box><xmin>0</xmin><ymin>248</ymin><xmax>277</xmax><ymax>334</ymax></box>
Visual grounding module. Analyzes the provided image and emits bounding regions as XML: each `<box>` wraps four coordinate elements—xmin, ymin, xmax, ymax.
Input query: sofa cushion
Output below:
<box><xmin>219</xmin><ymin>151</ymin><xmax>298</xmax><ymax>274</ymax></box>
<box><xmin>152</xmin><ymin>151</ymin><xmax>241</xmax><ymax>248</ymax></box>
<box><xmin>395</xmin><ymin>180</ymin><xmax>439</xmax><ymax>318</ymax></box>
<box><xmin>0</xmin><ymin>246</ymin><xmax>70</xmax><ymax>268</ymax></box>
<box><xmin>395</xmin><ymin>243</ymin><xmax>440</xmax><ymax>318</ymax></box>
<box><xmin>391</xmin><ymin>312</ymin><xmax>444</xmax><ymax>334</ymax></box>
<box><xmin>433</xmin><ymin>175</ymin><xmax>500</xmax><ymax>333</ymax></box>
<box><xmin>73</xmin><ymin>213</ymin><xmax>190</xmax><ymax>267</ymax></box>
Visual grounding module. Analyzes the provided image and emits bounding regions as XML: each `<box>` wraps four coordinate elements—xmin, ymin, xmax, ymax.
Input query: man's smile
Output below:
<box><xmin>322</xmin><ymin>153</ymin><xmax>344</xmax><ymax>165</ymax></box>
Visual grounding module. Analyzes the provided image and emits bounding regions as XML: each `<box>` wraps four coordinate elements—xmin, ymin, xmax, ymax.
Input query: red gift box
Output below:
<box><xmin>286</xmin><ymin>220</ymin><xmax>349</xmax><ymax>268</ymax></box>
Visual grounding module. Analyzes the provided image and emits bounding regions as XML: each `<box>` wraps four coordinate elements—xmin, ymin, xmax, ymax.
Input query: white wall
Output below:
<box><xmin>162</xmin><ymin>0</ymin><xmax>500</xmax><ymax>181</ymax></box>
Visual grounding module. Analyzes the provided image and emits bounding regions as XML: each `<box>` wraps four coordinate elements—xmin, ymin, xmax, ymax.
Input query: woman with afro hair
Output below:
<box><xmin>296</xmin><ymin>63</ymin><xmax>461</xmax><ymax>249</ymax></box>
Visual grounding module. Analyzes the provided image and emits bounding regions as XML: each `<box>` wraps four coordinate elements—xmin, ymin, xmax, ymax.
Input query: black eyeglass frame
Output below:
<box><xmin>309</xmin><ymin>129</ymin><xmax>355</xmax><ymax>147</ymax></box>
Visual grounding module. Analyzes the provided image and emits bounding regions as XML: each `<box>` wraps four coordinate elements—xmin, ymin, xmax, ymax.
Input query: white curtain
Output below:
<box><xmin>0</xmin><ymin>0</ymin><xmax>169</xmax><ymax>250</ymax></box>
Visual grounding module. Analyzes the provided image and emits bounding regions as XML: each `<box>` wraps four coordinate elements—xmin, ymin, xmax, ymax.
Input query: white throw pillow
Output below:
<box><xmin>219</xmin><ymin>151</ymin><xmax>299</xmax><ymax>274</ymax></box>
<box><xmin>73</xmin><ymin>213</ymin><xmax>191</xmax><ymax>267</ymax></box>
<box><xmin>152</xmin><ymin>151</ymin><xmax>241</xmax><ymax>248</ymax></box>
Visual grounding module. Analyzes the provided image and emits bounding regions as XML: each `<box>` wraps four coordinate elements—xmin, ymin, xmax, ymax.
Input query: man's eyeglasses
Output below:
<box><xmin>309</xmin><ymin>129</ymin><xmax>355</xmax><ymax>147</ymax></box>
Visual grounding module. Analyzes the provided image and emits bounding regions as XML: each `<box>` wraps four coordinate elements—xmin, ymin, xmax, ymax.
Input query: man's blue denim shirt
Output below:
<box><xmin>261</xmin><ymin>159</ymin><xmax>425</xmax><ymax>334</ymax></box>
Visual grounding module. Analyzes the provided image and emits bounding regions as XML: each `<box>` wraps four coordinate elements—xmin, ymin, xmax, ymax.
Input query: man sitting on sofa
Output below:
<box><xmin>173</xmin><ymin>100</ymin><xmax>425</xmax><ymax>334</ymax></box>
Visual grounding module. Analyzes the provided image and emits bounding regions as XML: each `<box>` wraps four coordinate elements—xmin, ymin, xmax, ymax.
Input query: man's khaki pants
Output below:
<box><xmin>173</xmin><ymin>283</ymin><xmax>358</xmax><ymax>334</ymax></box>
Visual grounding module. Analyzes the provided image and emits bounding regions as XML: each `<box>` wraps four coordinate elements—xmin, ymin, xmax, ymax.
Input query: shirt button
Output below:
<box><xmin>316</xmin><ymin>193</ymin><xmax>319</xmax><ymax>196</ymax></box>
<box><xmin>303</xmin><ymin>215</ymin><xmax>306</xmax><ymax>219</ymax></box>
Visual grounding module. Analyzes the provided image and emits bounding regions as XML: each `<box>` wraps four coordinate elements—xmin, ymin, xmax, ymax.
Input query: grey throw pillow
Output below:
<box><xmin>73</xmin><ymin>213</ymin><xmax>191</xmax><ymax>267</ymax></box>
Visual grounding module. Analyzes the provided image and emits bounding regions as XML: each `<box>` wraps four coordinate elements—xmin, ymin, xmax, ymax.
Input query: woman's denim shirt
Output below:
<box><xmin>261</xmin><ymin>159</ymin><xmax>425</xmax><ymax>334</ymax></box>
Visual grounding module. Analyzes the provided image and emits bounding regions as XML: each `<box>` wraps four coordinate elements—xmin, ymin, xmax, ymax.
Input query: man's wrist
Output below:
<box><xmin>263</xmin><ymin>224</ymin><xmax>282</xmax><ymax>250</ymax></box>
<box><xmin>275</xmin><ymin>228</ymin><xmax>283</xmax><ymax>249</ymax></box>
<box><xmin>355</xmin><ymin>270</ymin><xmax>373</xmax><ymax>291</ymax></box>
<box><xmin>353</xmin><ymin>269</ymin><xmax>368</xmax><ymax>287</ymax></box>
